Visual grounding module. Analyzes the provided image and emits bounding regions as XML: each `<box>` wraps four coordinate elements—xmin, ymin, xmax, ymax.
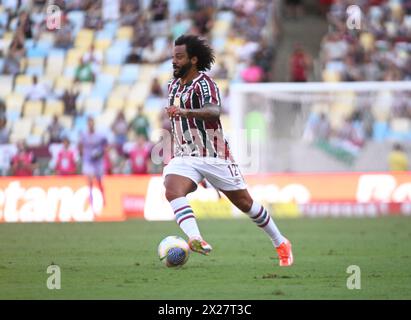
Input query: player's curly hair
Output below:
<box><xmin>174</xmin><ymin>34</ymin><xmax>215</xmax><ymax>71</ymax></box>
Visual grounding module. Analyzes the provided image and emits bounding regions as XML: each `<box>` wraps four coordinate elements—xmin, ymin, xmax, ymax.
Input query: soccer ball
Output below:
<box><xmin>158</xmin><ymin>236</ymin><xmax>190</xmax><ymax>267</ymax></box>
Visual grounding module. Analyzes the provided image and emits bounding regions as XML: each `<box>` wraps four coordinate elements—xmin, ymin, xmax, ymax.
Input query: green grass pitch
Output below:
<box><xmin>1</xmin><ymin>216</ymin><xmax>410</xmax><ymax>299</ymax></box>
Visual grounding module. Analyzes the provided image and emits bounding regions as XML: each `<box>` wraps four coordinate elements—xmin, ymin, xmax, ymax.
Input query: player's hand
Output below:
<box><xmin>166</xmin><ymin>106</ymin><xmax>187</xmax><ymax>118</ymax></box>
<box><xmin>165</xmin><ymin>106</ymin><xmax>177</xmax><ymax>118</ymax></box>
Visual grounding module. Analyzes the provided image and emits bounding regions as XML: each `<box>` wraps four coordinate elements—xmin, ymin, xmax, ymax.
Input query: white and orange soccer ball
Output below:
<box><xmin>158</xmin><ymin>236</ymin><xmax>190</xmax><ymax>267</ymax></box>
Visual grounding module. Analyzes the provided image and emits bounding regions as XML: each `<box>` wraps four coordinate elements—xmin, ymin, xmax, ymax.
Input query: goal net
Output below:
<box><xmin>228</xmin><ymin>81</ymin><xmax>411</xmax><ymax>174</ymax></box>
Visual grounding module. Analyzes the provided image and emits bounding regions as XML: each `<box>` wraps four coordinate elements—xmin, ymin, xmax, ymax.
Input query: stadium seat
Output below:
<box><xmin>26</xmin><ymin>134</ymin><xmax>43</xmax><ymax>147</ymax></box>
<box><xmin>211</xmin><ymin>20</ymin><xmax>230</xmax><ymax>37</ymax></box>
<box><xmin>124</xmin><ymin>98</ymin><xmax>139</xmax><ymax>110</ymax></box>
<box><xmin>59</xmin><ymin>115</ymin><xmax>74</xmax><ymax>130</ymax></box>
<box><xmin>96</xmin><ymin>26</ymin><xmax>116</xmax><ymax>41</ymax></box>
<box><xmin>54</xmin><ymin>76</ymin><xmax>74</xmax><ymax>93</ymax></box>
<box><xmin>0</xmin><ymin>38</ymin><xmax>12</xmax><ymax>56</ymax></box>
<box><xmin>26</xmin><ymin>57</ymin><xmax>45</xmax><ymax>76</ymax></box>
<box><xmin>83</xmin><ymin>97</ymin><xmax>104</xmax><ymax>117</ymax></box>
<box><xmin>39</xmin><ymin>32</ymin><xmax>55</xmax><ymax>45</ymax></box>
<box><xmin>44</xmin><ymin>100</ymin><xmax>64</xmax><ymax>116</ymax></box>
<box><xmin>112</xmin><ymin>84</ymin><xmax>131</xmax><ymax>97</ymax></box>
<box><xmin>215</xmin><ymin>79</ymin><xmax>229</xmax><ymax>93</ymax></box>
<box><xmin>67</xmin><ymin>10</ymin><xmax>85</xmax><ymax>35</ymax></box>
<box><xmin>123</xmin><ymin>106</ymin><xmax>138</xmax><ymax>122</ymax></box>
<box><xmin>372</xmin><ymin>121</ymin><xmax>389</xmax><ymax>142</ymax></box>
<box><xmin>154</xmin><ymin>37</ymin><xmax>168</xmax><ymax>52</ymax></box>
<box><xmin>66</xmin><ymin>48</ymin><xmax>87</xmax><ymax>67</ymax></box>
<box><xmin>359</xmin><ymin>32</ymin><xmax>375</xmax><ymax>52</ymax></box>
<box><xmin>118</xmin><ymin>64</ymin><xmax>140</xmax><ymax>84</ymax></box>
<box><xmin>96</xmin><ymin>109</ymin><xmax>117</xmax><ymax>129</ymax></box>
<box><xmin>102</xmin><ymin>65</ymin><xmax>121</xmax><ymax>77</ymax></box>
<box><xmin>94</xmin><ymin>38</ymin><xmax>112</xmax><ymax>51</ymax></box>
<box><xmin>157</xmin><ymin>59</ymin><xmax>173</xmax><ymax>72</ymax></box>
<box><xmin>73</xmin><ymin>114</ymin><xmax>88</xmax><ymax>134</ymax></box>
<box><xmin>45</xmin><ymin>49</ymin><xmax>65</xmax><ymax>77</ymax></box>
<box><xmin>128</xmin><ymin>82</ymin><xmax>151</xmax><ymax>106</ymax></box>
<box><xmin>157</xmin><ymin>71</ymin><xmax>172</xmax><ymax>86</ymax></box>
<box><xmin>212</xmin><ymin>36</ymin><xmax>227</xmax><ymax>53</ymax></box>
<box><xmin>0</xmin><ymin>11</ymin><xmax>8</xmax><ymax>27</ymax></box>
<box><xmin>89</xmin><ymin>74</ymin><xmax>114</xmax><ymax>99</ymax></box>
<box><xmin>27</xmin><ymin>45</ymin><xmax>49</xmax><ymax>58</ymax></box>
<box><xmin>74</xmin><ymin>81</ymin><xmax>94</xmax><ymax>97</ymax></box>
<box><xmin>106</xmin><ymin>94</ymin><xmax>125</xmax><ymax>110</ymax></box>
<box><xmin>105</xmin><ymin>46</ymin><xmax>126</xmax><ymax>65</ymax></box>
<box><xmin>74</xmin><ymin>29</ymin><xmax>94</xmax><ymax>49</ymax></box>
<box><xmin>0</xmin><ymin>75</ymin><xmax>14</xmax><ymax>96</ymax></box>
<box><xmin>2</xmin><ymin>31</ymin><xmax>13</xmax><ymax>41</ymax></box>
<box><xmin>32</xmin><ymin>123</ymin><xmax>46</xmax><ymax>137</ymax></box>
<box><xmin>390</xmin><ymin>117</ymin><xmax>411</xmax><ymax>134</ymax></box>
<box><xmin>34</xmin><ymin>115</ymin><xmax>52</xmax><ymax>128</ymax></box>
<box><xmin>216</xmin><ymin>11</ymin><xmax>235</xmax><ymax>23</ymax></box>
<box><xmin>6</xmin><ymin>93</ymin><xmax>24</xmax><ymax>123</ymax></box>
<box><xmin>144</xmin><ymin>110</ymin><xmax>161</xmax><ymax>139</ymax></box>
<box><xmin>145</xmin><ymin>96</ymin><xmax>164</xmax><ymax>110</ymax></box>
<box><xmin>116</xmin><ymin>26</ymin><xmax>133</xmax><ymax>40</ymax></box>
<box><xmin>24</xmin><ymin>38</ymin><xmax>35</xmax><ymax>50</ymax></box>
<box><xmin>6</xmin><ymin>93</ymin><xmax>25</xmax><ymax>113</ymax></box>
<box><xmin>10</xmin><ymin>118</ymin><xmax>33</xmax><ymax>142</ymax></box>
<box><xmin>14</xmin><ymin>75</ymin><xmax>33</xmax><ymax>95</ymax></box>
<box><xmin>23</xmin><ymin>100</ymin><xmax>44</xmax><ymax>118</ymax></box>
<box><xmin>138</xmin><ymin>64</ymin><xmax>156</xmax><ymax>83</ymax></box>
<box><xmin>322</xmin><ymin>70</ymin><xmax>341</xmax><ymax>82</ymax></box>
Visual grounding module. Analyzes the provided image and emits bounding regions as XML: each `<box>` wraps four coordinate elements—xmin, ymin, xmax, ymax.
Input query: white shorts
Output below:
<box><xmin>163</xmin><ymin>156</ymin><xmax>247</xmax><ymax>191</ymax></box>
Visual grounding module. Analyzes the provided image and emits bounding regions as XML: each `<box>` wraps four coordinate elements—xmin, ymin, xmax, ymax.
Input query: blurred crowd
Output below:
<box><xmin>320</xmin><ymin>0</ymin><xmax>411</xmax><ymax>82</ymax></box>
<box><xmin>300</xmin><ymin>0</ymin><xmax>411</xmax><ymax>163</ymax></box>
<box><xmin>0</xmin><ymin>0</ymin><xmax>278</xmax><ymax>176</ymax></box>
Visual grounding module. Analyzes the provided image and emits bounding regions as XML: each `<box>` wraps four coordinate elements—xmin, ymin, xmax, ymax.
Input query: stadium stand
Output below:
<box><xmin>309</xmin><ymin>0</ymin><xmax>411</xmax><ymax>163</ymax></box>
<box><xmin>0</xmin><ymin>0</ymin><xmax>277</xmax><ymax>175</ymax></box>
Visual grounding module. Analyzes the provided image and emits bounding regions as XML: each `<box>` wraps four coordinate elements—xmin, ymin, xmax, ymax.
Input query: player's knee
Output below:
<box><xmin>165</xmin><ymin>188</ymin><xmax>184</xmax><ymax>202</ymax></box>
<box><xmin>238</xmin><ymin>197</ymin><xmax>253</xmax><ymax>212</ymax></box>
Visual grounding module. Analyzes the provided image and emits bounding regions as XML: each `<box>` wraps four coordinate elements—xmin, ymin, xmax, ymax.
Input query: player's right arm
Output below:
<box><xmin>166</xmin><ymin>104</ymin><xmax>220</xmax><ymax>121</ymax></box>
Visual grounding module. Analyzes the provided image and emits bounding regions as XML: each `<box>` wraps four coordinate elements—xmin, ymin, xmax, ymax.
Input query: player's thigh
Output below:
<box><xmin>163</xmin><ymin>157</ymin><xmax>204</xmax><ymax>200</ymax></box>
<box><xmin>164</xmin><ymin>174</ymin><xmax>198</xmax><ymax>200</ymax></box>
<box><xmin>220</xmin><ymin>188</ymin><xmax>253</xmax><ymax>213</ymax></box>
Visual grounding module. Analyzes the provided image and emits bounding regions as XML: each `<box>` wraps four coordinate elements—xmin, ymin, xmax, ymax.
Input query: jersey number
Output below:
<box><xmin>227</xmin><ymin>164</ymin><xmax>239</xmax><ymax>177</ymax></box>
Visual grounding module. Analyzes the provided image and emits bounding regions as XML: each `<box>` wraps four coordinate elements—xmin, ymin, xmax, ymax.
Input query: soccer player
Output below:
<box><xmin>163</xmin><ymin>35</ymin><xmax>293</xmax><ymax>267</ymax></box>
<box><xmin>78</xmin><ymin>117</ymin><xmax>108</xmax><ymax>208</ymax></box>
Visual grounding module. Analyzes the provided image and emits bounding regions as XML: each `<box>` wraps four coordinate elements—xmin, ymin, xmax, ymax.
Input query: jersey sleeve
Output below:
<box><xmin>196</xmin><ymin>77</ymin><xmax>221</xmax><ymax>107</ymax></box>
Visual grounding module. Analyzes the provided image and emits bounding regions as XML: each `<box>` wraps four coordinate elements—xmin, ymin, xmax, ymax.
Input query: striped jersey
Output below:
<box><xmin>167</xmin><ymin>72</ymin><xmax>232</xmax><ymax>160</ymax></box>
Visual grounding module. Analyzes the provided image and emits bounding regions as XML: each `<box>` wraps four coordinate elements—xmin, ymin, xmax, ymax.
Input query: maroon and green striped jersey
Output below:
<box><xmin>167</xmin><ymin>72</ymin><xmax>233</xmax><ymax>160</ymax></box>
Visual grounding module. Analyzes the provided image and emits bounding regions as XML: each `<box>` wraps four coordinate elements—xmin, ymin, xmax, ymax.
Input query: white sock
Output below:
<box><xmin>246</xmin><ymin>201</ymin><xmax>285</xmax><ymax>247</ymax></box>
<box><xmin>169</xmin><ymin>197</ymin><xmax>201</xmax><ymax>239</ymax></box>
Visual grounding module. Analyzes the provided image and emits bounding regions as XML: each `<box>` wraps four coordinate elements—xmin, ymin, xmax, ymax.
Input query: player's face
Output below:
<box><xmin>172</xmin><ymin>45</ymin><xmax>193</xmax><ymax>78</ymax></box>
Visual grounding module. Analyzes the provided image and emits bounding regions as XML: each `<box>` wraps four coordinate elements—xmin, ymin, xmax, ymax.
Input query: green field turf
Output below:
<box><xmin>1</xmin><ymin>216</ymin><xmax>411</xmax><ymax>300</ymax></box>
